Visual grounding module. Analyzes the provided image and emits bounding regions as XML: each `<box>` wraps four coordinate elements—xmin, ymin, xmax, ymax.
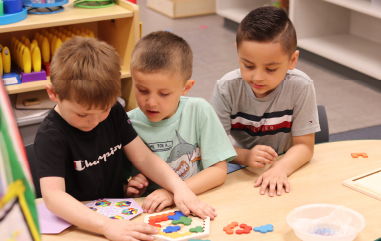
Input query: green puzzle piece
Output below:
<box><xmin>172</xmin><ymin>216</ymin><xmax>192</xmax><ymax>226</ymax></box>
<box><xmin>189</xmin><ymin>226</ymin><xmax>204</xmax><ymax>233</ymax></box>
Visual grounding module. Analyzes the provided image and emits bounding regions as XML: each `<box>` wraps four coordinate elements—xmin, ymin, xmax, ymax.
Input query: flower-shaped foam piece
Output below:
<box><xmin>253</xmin><ymin>224</ymin><xmax>274</xmax><ymax>233</ymax></box>
<box><xmin>163</xmin><ymin>225</ymin><xmax>181</xmax><ymax>233</ymax></box>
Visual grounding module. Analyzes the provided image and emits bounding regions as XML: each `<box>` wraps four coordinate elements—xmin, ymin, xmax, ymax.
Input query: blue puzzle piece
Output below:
<box><xmin>163</xmin><ymin>226</ymin><xmax>181</xmax><ymax>233</ymax></box>
<box><xmin>168</xmin><ymin>211</ymin><xmax>185</xmax><ymax>220</ymax></box>
<box><xmin>253</xmin><ymin>224</ymin><xmax>274</xmax><ymax>233</ymax></box>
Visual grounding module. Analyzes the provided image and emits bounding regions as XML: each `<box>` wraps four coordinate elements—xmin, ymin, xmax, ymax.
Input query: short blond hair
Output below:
<box><xmin>131</xmin><ymin>31</ymin><xmax>192</xmax><ymax>81</ymax></box>
<box><xmin>50</xmin><ymin>37</ymin><xmax>121</xmax><ymax>109</ymax></box>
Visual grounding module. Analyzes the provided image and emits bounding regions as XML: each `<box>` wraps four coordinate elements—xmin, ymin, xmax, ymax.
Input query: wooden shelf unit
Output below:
<box><xmin>216</xmin><ymin>0</ymin><xmax>271</xmax><ymax>23</ymax></box>
<box><xmin>2</xmin><ymin>0</ymin><xmax>140</xmax><ymax>110</ymax></box>
<box><xmin>290</xmin><ymin>0</ymin><xmax>381</xmax><ymax>80</ymax></box>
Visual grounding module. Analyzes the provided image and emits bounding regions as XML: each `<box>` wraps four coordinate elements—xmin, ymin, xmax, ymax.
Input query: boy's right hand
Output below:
<box><xmin>173</xmin><ymin>188</ymin><xmax>217</xmax><ymax>220</ymax></box>
<box><xmin>126</xmin><ymin>173</ymin><xmax>149</xmax><ymax>197</ymax></box>
<box><xmin>102</xmin><ymin>219</ymin><xmax>157</xmax><ymax>241</ymax></box>
<box><xmin>247</xmin><ymin>145</ymin><xmax>278</xmax><ymax>168</ymax></box>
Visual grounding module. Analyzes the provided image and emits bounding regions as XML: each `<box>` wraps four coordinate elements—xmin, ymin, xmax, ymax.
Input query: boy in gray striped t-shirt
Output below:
<box><xmin>211</xmin><ymin>6</ymin><xmax>320</xmax><ymax>197</ymax></box>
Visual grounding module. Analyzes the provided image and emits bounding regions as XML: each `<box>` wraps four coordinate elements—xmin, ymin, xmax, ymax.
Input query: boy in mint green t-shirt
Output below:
<box><xmin>126</xmin><ymin>31</ymin><xmax>236</xmax><ymax>213</ymax></box>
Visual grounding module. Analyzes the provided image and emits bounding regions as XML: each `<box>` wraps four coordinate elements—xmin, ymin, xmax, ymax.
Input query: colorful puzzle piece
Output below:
<box><xmin>163</xmin><ymin>226</ymin><xmax>181</xmax><ymax>233</ymax></box>
<box><xmin>189</xmin><ymin>226</ymin><xmax>204</xmax><ymax>233</ymax></box>
<box><xmin>236</xmin><ymin>223</ymin><xmax>252</xmax><ymax>234</ymax></box>
<box><xmin>351</xmin><ymin>153</ymin><xmax>368</xmax><ymax>158</ymax></box>
<box><xmin>168</xmin><ymin>211</ymin><xmax>185</xmax><ymax>220</ymax></box>
<box><xmin>144</xmin><ymin>210</ymin><xmax>210</xmax><ymax>241</ymax></box>
<box><xmin>223</xmin><ymin>221</ymin><xmax>238</xmax><ymax>235</ymax></box>
<box><xmin>254</xmin><ymin>224</ymin><xmax>274</xmax><ymax>233</ymax></box>
<box><xmin>172</xmin><ymin>216</ymin><xmax>192</xmax><ymax>226</ymax></box>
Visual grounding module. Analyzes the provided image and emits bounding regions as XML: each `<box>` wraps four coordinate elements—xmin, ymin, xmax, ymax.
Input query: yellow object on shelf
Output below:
<box><xmin>2</xmin><ymin>46</ymin><xmax>11</xmax><ymax>73</ymax></box>
<box><xmin>31</xmin><ymin>45</ymin><xmax>42</xmax><ymax>72</ymax></box>
<box><xmin>41</xmin><ymin>37</ymin><xmax>50</xmax><ymax>63</ymax></box>
<box><xmin>22</xmin><ymin>47</ymin><xmax>31</xmax><ymax>73</ymax></box>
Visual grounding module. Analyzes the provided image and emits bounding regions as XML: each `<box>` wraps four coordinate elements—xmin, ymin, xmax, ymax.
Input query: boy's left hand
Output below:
<box><xmin>125</xmin><ymin>173</ymin><xmax>149</xmax><ymax>197</ymax></box>
<box><xmin>142</xmin><ymin>189</ymin><xmax>174</xmax><ymax>213</ymax></box>
<box><xmin>254</xmin><ymin>166</ymin><xmax>290</xmax><ymax>197</ymax></box>
<box><xmin>173</xmin><ymin>189</ymin><xmax>217</xmax><ymax>220</ymax></box>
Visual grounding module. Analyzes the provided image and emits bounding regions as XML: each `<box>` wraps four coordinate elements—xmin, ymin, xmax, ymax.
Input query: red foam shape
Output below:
<box><xmin>236</xmin><ymin>223</ymin><xmax>252</xmax><ymax>234</ymax></box>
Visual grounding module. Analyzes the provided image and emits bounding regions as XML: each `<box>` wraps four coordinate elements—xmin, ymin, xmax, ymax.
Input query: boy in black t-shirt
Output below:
<box><xmin>34</xmin><ymin>37</ymin><xmax>216</xmax><ymax>241</ymax></box>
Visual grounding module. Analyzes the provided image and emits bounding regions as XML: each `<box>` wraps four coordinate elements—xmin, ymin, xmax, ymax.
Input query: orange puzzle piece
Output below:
<box><xmin>223</xmin><ymin>222</ymin><xmax>238</xmax><ymax>235</ymax></box>
<box><xmin>351</xmin><ymin>153</ymin><xmax>368</xmax><ymax>158</ymax></box>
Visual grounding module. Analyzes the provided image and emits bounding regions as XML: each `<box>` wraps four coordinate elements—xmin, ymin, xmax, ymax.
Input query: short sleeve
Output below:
<box><xmin>211</xmin><ymin>81</ymin><xmax>233</xmax><ymax>135</ymax></box>
<box><xmin>34</xmin><ymin>128</ymin><xmax>68</xmax><ymax>178</ymax></box>
<box><xmin>197</xmin><ymin>100</ymin><xmax>237</xmax><ymax>168</ymax></box>
<box><xmin>291</xmin><ymin>81</ymin><xmax>321</xmax><ymax>136</ymax></box>
<box><xmin>113</xmin><ymin>103</ymin><xmax>137</xmax><ymax>146</ymax></box>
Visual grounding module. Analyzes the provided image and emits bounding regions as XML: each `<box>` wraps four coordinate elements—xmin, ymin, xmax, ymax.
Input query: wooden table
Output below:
<box><xmin>42</xmin><ymin>140</ymin><xmax>381</xmax><ymax>240</ymax></box>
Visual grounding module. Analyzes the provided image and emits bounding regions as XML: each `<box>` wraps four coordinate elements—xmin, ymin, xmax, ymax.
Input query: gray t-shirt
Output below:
<box><xmin>211</xmin><ymin>68</ymin><xmax>320</xmax><ymax>154</ymax></box>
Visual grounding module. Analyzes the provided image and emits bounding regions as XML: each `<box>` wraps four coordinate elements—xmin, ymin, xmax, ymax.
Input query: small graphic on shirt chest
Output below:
<box><xmin>73</xmin><ymin>144</ymin><xmax>122</xmax><ymax>171</ymax></box>
<box><xmin>149</xmin><ymin>141</ymin><xmax>173</xmax><ymax>152</ymax></box>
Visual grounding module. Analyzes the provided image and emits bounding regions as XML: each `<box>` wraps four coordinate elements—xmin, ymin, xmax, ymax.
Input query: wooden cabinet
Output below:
<box><xmin>1</xmin><ymin>0</ymin><xmax>141</xmax><ymax>110</ymax></box>
<box><xmin>216</xmin><ymin>0</ymin><xmax>271</xmax><ymax>23</ymax></box>
<box><xmin>290</xmin><ymin>0</ymin><xmax>381</xmax><ymax>80</ymax></box>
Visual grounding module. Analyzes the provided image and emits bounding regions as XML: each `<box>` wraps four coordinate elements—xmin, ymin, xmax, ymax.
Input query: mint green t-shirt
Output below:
<box><xmin>128</xmin><ymin>96</ymin><xmax>236</xmax><ymax>180</ymax></box>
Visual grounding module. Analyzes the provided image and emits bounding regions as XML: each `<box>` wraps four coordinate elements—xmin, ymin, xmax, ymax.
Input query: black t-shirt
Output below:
<box><xmin>34</xmin><ymin>102</ymin><xmax>137</xmax><ymax>201</ymax></box>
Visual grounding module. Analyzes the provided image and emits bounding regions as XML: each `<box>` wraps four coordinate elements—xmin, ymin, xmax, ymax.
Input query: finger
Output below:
<box><xmin>148</xmin><ymin>199</ymin><xmax>162</xmax><ymax>214</ymax></box>
<box><xmin>276</xmin><ymin>181</ymin><xmax>284</xmax><ymax>196</ymax></box>
<box><xmin>176</xmin><ymin>202</ymin><xmax>190</xmax><ymax>216</ymax></box>
<box><xmin>261</xmin><ymin>146</ymin><xmax>278</xmax><ymax>158</ymax></box>
<box><xmin>254</xmin><ymin>176</ymin><xmax>263</xmax><ymax>187</ymax></box>
<box><xmin>191</xmin><ymin>208</ymin><xmax>206</xmax><ymax>220</ymax></box>
<box><xmin>205</xmin><ymin>206</ymin><xmax>217</xmax><ymax>220</ymax></box>
<box><xmin>268</xmin><ymin>181</ymin><xmax>276</xmax><ymax>197</ymax></box>
<box><xmin>129</xmin><ymin>231</ymin><xmax>155</xmax><ymax>241</ymax></box>
<box><xmin>259</xmin><ymin>179</ymin><xmax>269</xmax><ymax>195</ymax></box>
<box><xmin>135</xmin><ymin>174</ymin><xmax>149</xmax><ymax>186</ymax></box>
<box><xmin>258</xmin><ymin>151</ymin><xmax>276</xmax><ymax>163</ymax></box>
<box><xmin>132</xmin><ymin>223</ymin><xmax>158</xmax><ymax>234</ymax></box>
<box><xmin>127</xmin><ymin>187</ymin><xmax>139</xmax><ymax>195</ymax></box>
<box><xmin>129</xmin><ymin>179</ymin><xmax>144</xmax><ymax>189</ymax></box>
<box><xmin>156</xmin><ymin>200</ymin><xmax>171</xmax><ymax>212</ymax></box>
<box><xmin>252</xmin><ymin>158</ymin><xmax>266</xmax><ymax>167</ymax></box>
<box><xmin>142</xmin><ymin>198</ymin><xmax>154</xmax><ymax>212</ymax></box>
<box><xmin>284</xmin><ymin>179</ymin><xmax>291</xmax><ymax>193</ymax></box>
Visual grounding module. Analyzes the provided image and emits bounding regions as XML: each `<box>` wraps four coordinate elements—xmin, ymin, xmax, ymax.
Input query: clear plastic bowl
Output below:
<box><xmin>286</xmin><ymin>204</ymin><xmax>365</xmax><ymax>241</ymax></box>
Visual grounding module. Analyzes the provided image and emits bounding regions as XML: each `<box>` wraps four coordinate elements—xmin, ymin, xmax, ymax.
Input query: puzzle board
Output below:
<box><xmin>144</xmin><ymin>210</ymin><xmax>210</xmax><ymax>241</ymax></box>
<box><xmin>343</xmin><ymin>168</ymin><xmax>381</xmax><ymax>201</ymax></box>
<box><xmin>85</xmin><ymin>198</ymin><xmax>142</xmax><ymax>220</ymax></box>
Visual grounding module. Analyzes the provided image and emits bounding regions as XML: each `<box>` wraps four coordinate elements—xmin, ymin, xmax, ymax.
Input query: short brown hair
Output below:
<box><xmin>236</xmin><ymin>6</ymin><xmax>297</xmax><ymax>55</ymax></box>
<box><xmin>131</xmin><ymin>31</ymin><xmax>192</xmax><ymax>81</ymax></box>
<box><xmin>50</xmin><ymin>37</ymin><xmax>121</xmax><ymax>109</ymax></box>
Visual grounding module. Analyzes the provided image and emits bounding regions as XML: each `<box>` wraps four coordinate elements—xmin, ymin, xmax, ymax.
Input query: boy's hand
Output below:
<box><xmin>173</xmin><ymin>189</ymin><xmax>217</xmax><ymax>220</ymax></box>
<box><xmin>142</xmin><ymin>189</ymin><xmax>174</xmax><ymax>213</ymax></box>
<box><xmin>102</xmin><ymin>218</ymin><xmax>157</xmax><ymax>241</ymax></box>
<box><xmin>126</xmin><ymin>174</ymin><xmax>149</xmax><ymax>197</ymax></box>
<box><xmin>254</xmin><ymin>166</ymin><xmax>290</xmax><ymax>197</ymax></box>
<box><xmin>247</xmin><ymin>145</ymin><xmax>278</xmax><ymax>168</ymax></box>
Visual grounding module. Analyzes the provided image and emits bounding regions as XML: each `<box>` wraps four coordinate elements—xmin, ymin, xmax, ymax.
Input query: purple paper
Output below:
<box><xmin>37</xmin><ymin>202</ymin><xmax>72</xmax><ymax>234</ymax></box>
<box><xmin>85</xmin><ymin>198</ymin><xmax>143</xmax><ymax>220</ymax></box>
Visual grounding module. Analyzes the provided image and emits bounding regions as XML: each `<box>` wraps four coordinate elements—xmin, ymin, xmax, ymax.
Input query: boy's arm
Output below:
<box><xmin>40</xmin><ymin>177</ymin><xmax>157</xmax><ymax>240</ymax></box>
<box><xmin>233</xmin><ymin>145</ymin><xmax>277</xmax><ymax>167</ymax></box>
<box><xmin>272</xmin><ymin>133</ymin><xmax>314</xmax><ymax>175</ymax></box>
<box><xmin>184</xmin><ymin>161</ymin><xmax>227</xmax><ymax>194</ymax></box>
<box><xmin>255</xmin><ymin>133</ymin><xmax>315</xmax><ymax>196</ymax></box>
<box><xmin>124</xmin><ymin>136</ymin><xmax>216</xmax><ymax>219</ymax></box>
